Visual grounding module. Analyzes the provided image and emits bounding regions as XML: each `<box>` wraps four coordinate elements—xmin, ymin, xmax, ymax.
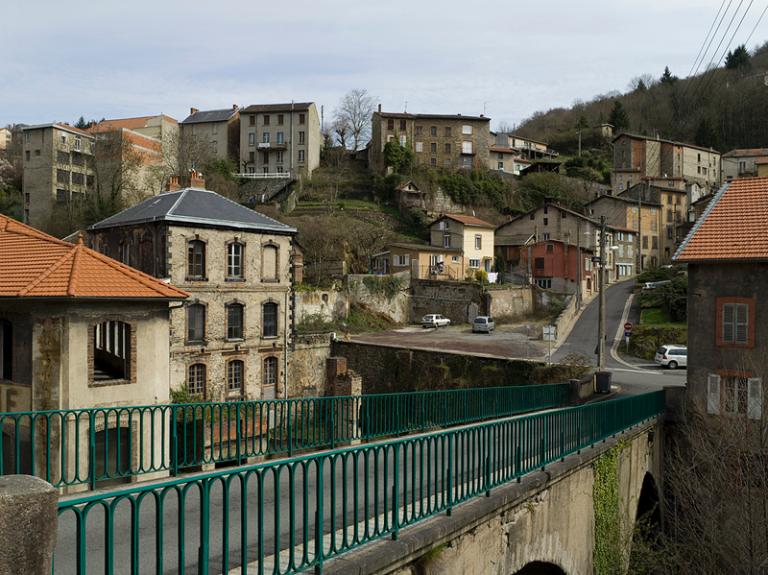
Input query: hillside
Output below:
<box><xmin>516</xmin><ymin>42</ymin><xmax>768</xmax><ymax>155</ymax></box>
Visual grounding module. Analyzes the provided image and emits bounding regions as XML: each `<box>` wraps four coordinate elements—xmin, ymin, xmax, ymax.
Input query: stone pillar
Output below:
<box><xmin>0</xmin><ymin>475</ymin><xmax>58</xmax><ymax>575</ymax></box>
<box><xmin>326</xmin><ymin>356</ymin><xmax>348</xmax><ymax>395</ymax></box>
<box><xmin>333</xmin><ymin>371</ymin><xmax>363</xmax><ymax>445</ymax></box>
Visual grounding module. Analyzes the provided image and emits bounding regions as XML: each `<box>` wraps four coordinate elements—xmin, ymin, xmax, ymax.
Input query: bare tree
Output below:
<box><xmin>332</xmin><ymin>118</ymin><xmax>350</xmax><ymax>150</ymax></box>
<box><xmin>495</xmin><ymin>121</ymin><xmax>516</xmax><ymax>134</ymax></box>
<box><xmin>333</xmin><ymin>89</ymin><xmax>376</xmax><ymax>151</ymax></box>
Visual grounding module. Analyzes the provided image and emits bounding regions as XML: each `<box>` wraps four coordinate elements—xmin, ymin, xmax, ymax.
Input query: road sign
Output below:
<box><xmin>624</xmin><ymin>322</ymin><xmax>633</xmax><ymax>332</ymax></box>
<box><xmin>624</xmin><ymin>331</ymin><xmax>632</xmax><ymax>338</ymax></box>
<box><xmin>543</xmin><ymin>325</ymin><xmax>557</xmax><ymax>341</ymax></box>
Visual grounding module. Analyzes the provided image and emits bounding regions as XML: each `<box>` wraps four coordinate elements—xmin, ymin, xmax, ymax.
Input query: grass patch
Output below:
<box><xmin>640</xmin><ymin>307</ymin><xmax>686</xmax><ymax>328</ymax></box>
<box><xmin>296</xmin><ymin>304</ymin><xmax>397</xmax><ymax>335</ymax></box>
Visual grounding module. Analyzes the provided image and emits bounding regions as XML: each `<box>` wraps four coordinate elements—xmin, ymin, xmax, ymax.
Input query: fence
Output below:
<box><xmin>53</xmin><ymin>390</ymin><xmax>665</xmax><ymax>574</ymax></box>
<box><xmin>1</xmin><ymin>384</ymin><xmax>570</xmax><ymax>489</ymax></box>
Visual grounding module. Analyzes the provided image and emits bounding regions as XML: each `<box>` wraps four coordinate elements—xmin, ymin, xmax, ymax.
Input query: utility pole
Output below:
<box><xmin>597</xmin><ymin>215</ymin><xmax>607</xmax><ymax>370</ymax></box>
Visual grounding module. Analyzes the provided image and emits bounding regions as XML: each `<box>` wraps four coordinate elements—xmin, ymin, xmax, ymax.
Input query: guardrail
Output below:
<box><xmin>1</xmin><ymin>384</ymin><xmax>570</xmax><ymax>489</ymax></box>
<box><xmin>53</xmin><ymin>390</ymin><xmax>665</xmax><ymax>574</ymax></box>
<box><xmin>236</xmin><ymin>172</ymin><xmax>292</xmax><ymax>179</ymax></box>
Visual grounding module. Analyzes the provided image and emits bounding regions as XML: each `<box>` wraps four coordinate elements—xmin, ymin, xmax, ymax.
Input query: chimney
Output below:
<box><xmin>189</xmin><ymin>169</ymin><xmax>205</xmax><ymax>189</ymax></box>
<box><xmin>190</xmin><ymin>107</ymin><xmax>199</xmax><ymax>116</ymax></box>
<box><xmin>232</xmin><ymin>104</ymin><xmax>238</xmax><ymax>111</ymax></box>
<box><xmin>377</xmin><ymin>103</ymin><xmax>382</xmax><ymax>113</ymax></box>
<box><xmin>166</xmin><ymin>175</ymin><xmax>181</xmax><ymax>192</ymax></box>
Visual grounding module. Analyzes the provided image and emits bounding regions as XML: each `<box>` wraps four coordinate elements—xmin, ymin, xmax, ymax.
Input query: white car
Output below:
<box><xmin>654</xmin><ymin>345</ymin><xmax>687</xmax><ymax>369</ymax></box>
<box><xmin>472</xmin><ymin>316</ymin><xmax>495</xmax><ymax>333</ymax></box>
<box><xmin>422</xmin><ymin>314</ymin><xmax>450</xmax><ymax>328</ymax></box>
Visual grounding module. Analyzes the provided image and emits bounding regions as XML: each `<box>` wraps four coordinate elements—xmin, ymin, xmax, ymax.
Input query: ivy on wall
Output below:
<box><xmin>362</xmin><ymin>276</ymin><xmax>405</xmax><ymax>300</ymax></box>
<box><xmin>593</xmin><ymin>443</ymin><xmax>627</xmax><ymax>575</ymax></box>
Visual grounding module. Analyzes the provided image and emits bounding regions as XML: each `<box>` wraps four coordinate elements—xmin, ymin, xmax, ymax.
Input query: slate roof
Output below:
<box><xmin>432</xmin><ymin>214</ymin><xmax>495</xmax><ymax>228</ymax></box>
<box><xmin>242</xmin><ymin>103</ymin><xmax>313</xmax><ymax>113</ymax></box>
<box><xmin>0</xmin><ymin>215</ymin><xmax>188</xmax><ymax>300</ymax></box>
<box><xmin>89</xmin><ymin>188</ymin><xmax>297</xmax><ymax>235</ymax></box>
<box><xmin>181</xmin><ymin>108</ymin><xmax>239</xmax><ymax>125</ymax></box>
<box><xmin>376</xmin><ymin>111</ymin><xmax>490</xmax><ymax>122</ymax></box>
<box><xmin>675</xmin><ymin>178</ymin><xmax>768</xmax><ymax>263</ymax></box>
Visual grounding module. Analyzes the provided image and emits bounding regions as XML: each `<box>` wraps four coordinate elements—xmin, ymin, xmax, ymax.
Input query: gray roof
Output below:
<box><xmin>89</xmin><ymin>188</ymin><xmax>297</xmax><ymax>234</ymax></box>
<box><xmin>181</xmin><ymin>108</ymin><xmax>238</xmax><ymax>125</ymax></box>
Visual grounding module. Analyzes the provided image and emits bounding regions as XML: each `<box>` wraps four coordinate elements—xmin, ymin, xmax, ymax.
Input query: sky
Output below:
<box><xmin>2</xmin><ymin>0</ymin><xmax>763</xmax><ymax>130</ymax></box>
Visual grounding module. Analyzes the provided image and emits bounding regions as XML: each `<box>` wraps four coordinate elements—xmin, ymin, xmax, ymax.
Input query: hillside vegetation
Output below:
<box><xmin>516</xmin><ymin>42</ymin><xmax>768</xmax><ymax>155</ymax></box>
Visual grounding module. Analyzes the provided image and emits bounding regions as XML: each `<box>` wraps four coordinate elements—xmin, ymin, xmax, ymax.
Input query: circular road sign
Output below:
<box><xmin>624</xmin><ymin>322</ymin><xmax>633</xmax><ymax>332</ymax></box>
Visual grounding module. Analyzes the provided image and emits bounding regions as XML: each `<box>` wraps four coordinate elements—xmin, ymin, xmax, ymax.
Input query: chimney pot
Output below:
<box><xmin>190</xmin><ymin>107</ymin><xmax>199</xmax><ymax>115</ymax></box>
<box><xmin>166</xmin><ymin>175</ymin><xmax>181</xmax><ymax>192</ymax></box>
<box><xmin>377</xmin><ymin>103</ymin><xmax>382</xmax><ymax>113</ymax></box>
<box><xmin>233</xmin><ymin>104</ymin><xmax>238</xmax><ymax>111</ymax></box>
<box><xmin>189</xmin><ymin>169</ymin><xmax>205</xmax><ymax>189</ymax></box>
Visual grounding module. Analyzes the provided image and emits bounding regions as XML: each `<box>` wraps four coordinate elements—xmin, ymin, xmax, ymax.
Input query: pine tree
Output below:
<box><xmin>725</xmin><ymin>45</ymin><xmax>750</xmax><ymax>70</ymax></box>
<box><xmin>74</xmin><ymin>116</ymin><xmax>88</xmax><ymax>129</ymax></box>
<box><xmin>608</xmin><ymin>101</ymin><xmax>629</xmax><ymax>132</ymax></box>
<box><xmin>660</xmin><ymin>66</ymin><xmax>678</xmax><ymax>85</ymax></box>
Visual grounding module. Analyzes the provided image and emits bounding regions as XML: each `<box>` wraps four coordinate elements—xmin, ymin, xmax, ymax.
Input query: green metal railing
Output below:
<box><xmin>0</xmin><ymin>384</ymin><xmax>570</xmax><ymax>488</ymax></box>
<box><xmin>53</xmin><ymin>390</ymin><xmax>665</xmax><ymax>574</ymax></box>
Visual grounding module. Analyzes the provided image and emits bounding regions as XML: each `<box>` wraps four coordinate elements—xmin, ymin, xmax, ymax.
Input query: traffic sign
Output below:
<box><xmin>624</xmin><ymin>331</ymin><xmax>632</xmax><ymax>338</ymax></box>
<box><xmin>624</xmin><ymin>322</ymin><xmax>633</xmax><ymax>332</ymax></box>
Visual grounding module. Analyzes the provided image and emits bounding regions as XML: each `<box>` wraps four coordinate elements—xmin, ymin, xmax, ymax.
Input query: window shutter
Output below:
<box><xmin>707</xmin><ymin>374</ymin><xmax>721</xmax><ymax>414</ymax></box>
<box><xmin>736</xmin><ymin>304</ymin><xmax>748</xmax><ymax>343</ymax></box>
<box><xmin>748</xmin><ymin>378</ymin><xmax>762</xmax><ymax>420</ymax></box>
<box><xmin>722</xmin><ymin>304</ymin><xmax>734</xmax><ymax>342</ymax></box>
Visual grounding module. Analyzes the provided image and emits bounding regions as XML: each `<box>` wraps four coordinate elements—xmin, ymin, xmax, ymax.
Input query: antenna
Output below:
<box><xmin>404</xmin><ymin>100</ymin><xmax>408</xmax><ymax>113</ymax></box>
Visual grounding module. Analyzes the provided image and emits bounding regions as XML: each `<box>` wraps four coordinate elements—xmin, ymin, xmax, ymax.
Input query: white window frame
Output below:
<box><xmin>393</xmin><ymin>254</ymin><xmax>410</xmax><ymax>267</ymax></box>
<box><xmin>469</xmin><ymin>258</ymin><xmax>480</xmax><ymax>268</ymax></box>
<box><xmin>474</xmin><ymin>234</ymin><xmax>482</xmax><ymax>250</ymax></box>
<box><xmin>462</xmin><ymin>124</ymin><xmax>472</xmax><ymax>135</ymax></box>
<box><xmin>462</xmin><ymin>141</ymin><xmax>473</xmax><ymax>154</ymax></box>
<box><xmin>415</xmin><ymin>142</ymin><xmax>423</xmax><ymax>153</ymax></box>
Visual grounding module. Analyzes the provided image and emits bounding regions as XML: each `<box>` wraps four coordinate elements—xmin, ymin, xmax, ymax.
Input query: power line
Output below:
<box><xmin>744</xmin><ymin>1</ymin><xmax>768</xmax><ymax>46</ymax></box>
<box><xmin>687</xmin><ymin>0</ymin><xmax>729</xmax><ymax>78</ymax></box>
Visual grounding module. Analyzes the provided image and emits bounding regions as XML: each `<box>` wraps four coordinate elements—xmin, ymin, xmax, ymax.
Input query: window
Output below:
<box><xmin>474</xmin><ymin>235</ymin><xmax>482</xmax><ymax>250</ymax></box>
<box><xmin>57</xmin><ymin>151</ymin><xmax>69</xmax><ymax>164</ymax></box>
<box><xmin>262</xmin><ymin>132</ymin><xmax>270</xmax><ymax>143</ymax></box>
<box><xmin>415</xmin><ymin>142</ymin><xmax>423</xmax><ymax>153</ymax></box>
<box><xmin>263</xmin><ymin>356</ymin><xmax>278</xmax><ymax>386</ymax></box>
<box><xmin>542</xmin><ymin>233</ymin><xmax>550</xmax><ymax>240</ymax></box>
<box><xmin>461</xmin><ymin>141</ymin><xmax>473</xmax><ymax>154</ymax></box>
<box><xmin>430</xmin><ymin>126</ymin><xmax>437</xmax><ymax>137</ymax></box>
<box><xmin>249</xmin><ymin>151</ymin><xmax>255</xmax><ymax>163</ymax></box>
<box><xmin>227</xmin><ymin>360</ymin><xmax>244</xmax><ymax>396</ymax></box>
<box><xmin>298</xmin><ymin>113</ymin><xmax>305</xmax><ymax>124</ymax></box>
<box><xmin>546</xmin><ymin>243</ymin><xmax>554</xmax><ymax>253</ymax></box>
<box><xmin>262</xmin><ymin>244</ymin><xmax>279</xmax><ymax>280</ymax></box>
<box><xmin>451</xmin><ymin>255</ymin><xmax>460</xmax><ymax>263</ymax></box>
<box><xmin>498</xmin><ymin>162</ymin><xmax>504</xmax><ymax>170</ymax></box>
<box><xmin>74</xmin><ymin>136</ymin><xmax>81</xmax><ymax>151</ymax></box>
<box><xmin>187</xmin><ymin>304</ymin><xmax>206</xmax><ymax>342</ymax></box>
<box><xmin>263</xmin><ymin>114</ymin><xmax>270</xmax><ymax>126</ymax></box>
<box><xmin>535</xmin><ymin>257</ymin><xmax>545</xmax><ymax>270</ymax></box>
<box><xmin>393</xmin><ymin>254</ymin><xmax>410</xmax><ymax>266</ymax></box>
<box><xmin>444</xmin><ymin>143</ymin><xmax>451</xmax><ymax>154</ymax></box>
<box><xmin>652</xmin><ymin>237</ymin><xmax>658</xmax><ymax>249</ymax></box>
<box><xmin>723</xmin><ymin>376</ymin><xmax>749</xmax><ymax>415</ymax></box>
<box><xmin>92</xmin><ymin>320</ymin><xmax>132</xmax><ymax>382</ymax></box>
<box><xmin>543</xmin><ymin>218</ymin><xmax>548</xmax><ymax>226</ymax></box>
<box><xmin>415</xmin><ymin>126</ymin><xmax>423</xmax><ymax>135</ymax></box>
<box><xmin>188</xmin><ymin>364</ymin><xmax>206</xmax><ymax>396</ymax></box>
<box><xmin>227</xmin><ymin>303</ymin><xmax>244</xmax><ymax>340</ymax></box>
<box><xmin>399</xmin><ymin>119</ymin><xmax>406</xmax><ymax>131</ymax></box>
<box><xmin>298</xmin><ymin>150</ymin><xmax>305</xmax><ymax>163</ymax></box>
<box><xmin>718</xmin><ymin>299</ymin><xmax>752</xmax><ymax>346</ymax></box>
<box><xmin>25</xmin><ymin>150</ymin><xmax>30</xmax><ymax>161</ymax></box>
<box><xmin>462</xmin><ymin>125</ymin><xmax>472</xmax><ymax>135</ymax></box>
<box><xmin>430</xmin><ymin>158</ymin><xmax>437</xmax><ymax>167</ymax></box>
<box><xmin>248</xmin><ymin>133</ymin><xmax>256</xmax><ymax>146</ymax></box>
<box><xmin>399</xmin><ymin>134</ymin><xmax>407</xmax><ymax>146</ymax></box>
<box><xmin>72</xmin><ymin>172</ymin><xmax>84</xmax><ymax>185</ymax></box>
<box><xmin>227</xmin><ymin>242</ymin><xmax>244</xmax><ymax>279</ymax></box>
<box><xmin>187</xmin><ymin>240</ymin><xmax>206</xmax><ymax>279</ymax></box>
<box><xmin>57</xmin><ymin>169</ymin><xmax>69</xmax><ymax>184</ymax></box>
<box><xmin>276</xmin><ymin>151</ymin><xmax>284</xmax><ymax>163</ymax></box>
<box><xmin>263</xmin><ymin>302</ymin><xmax>278</xmax><ymax>338</ymax></box>
<box><xmin>387</xmin><ymin>119</ymin><xmax>394</xmax><ymax>130</ymax></box>
<box><xmin>24</xmin><ymin>131</ymin><xmax>30</xmax><ymax>143</ymax></box>
<box><xmin>430</xmin><ymin>142</ymin><xmax>437</xmax><ymax>153</ymax></box>
<box><xmin>667</xmin><ymin>227</ymin><xmax>673</xmax><ymax>240</ymax></box>
<box><xmin>60</xmin><ymin>134</ymin><xmax>67</xmax><ymax>145</ymax></box>
<box><xmin>444</xmin><ymin>127</ymin><xmax>452</xmax><ymax>137</ymax></box>
<box><xmin>642</xmin><ymin>236</ymin><xmax>648</xmax><ymax>249</ymax></box>
<box><xmin>469</xmin><ymin>258</ymin><xmax>480</xmax><ymax>268</ymax></box>
<box><xmin>536</xmin><ymin>278</ymin><xmax>552</xmax><ymax>289</ymax></box>
<box><xmin>249</xmin><ymin>115</ymin><xmax>256</xmax><ymax>126</ymax></box>
<box><xmin>56</xmin><ymin>189</ymin><xmax>69</xmax><ymax>202</ymax></box>
<box><xmin>443</xmin><ymin>233</ymin><xmax>451</xmax><ymax>248</ymax></box>
<box><xmin>119</xmin><ymin>241</ymin><xmax>131</xmax><ymax>265</ymax></box>
<box><xmin>277</xmin><ymin>114</ymin><xmax>284</xmax><ymax>125</ymax></box>
<box><xmin>276</xmin><ymin>132</ymin><xmax>284</xmax><ymax>144</ymax></box>
<box><xmin>298</xmin><ymin>131</ymin><xmax>305</xmax><ymax>145</ymax></box>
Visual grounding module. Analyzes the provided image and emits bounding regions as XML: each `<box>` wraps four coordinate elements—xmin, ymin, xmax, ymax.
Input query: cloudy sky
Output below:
<box><xmin>2</xmin><ymin>0</ymin><xmax>762</xmax><ymax>129</ymax></box>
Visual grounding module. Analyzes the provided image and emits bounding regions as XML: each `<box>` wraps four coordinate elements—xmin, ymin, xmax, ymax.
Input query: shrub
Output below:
<box><xmin>628</xmin><ymin>325</ymin><xmax>687</xmax><ymax>360</ymax></box>
<box><xmin>474</xmin><ymin>269</ymin><xmax>489</xmax><ymax>284</ymax></box>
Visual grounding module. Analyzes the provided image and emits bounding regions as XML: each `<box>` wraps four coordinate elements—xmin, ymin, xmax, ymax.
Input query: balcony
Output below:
<box><xmin>257</xmin><ymin>142</ymin><xmax>287</xmax><ymax>150</ymax></box>
<box><xmin>236</xmin><ymin>171</ymin><xmax>292</xmax><ymax>180</ymax></box>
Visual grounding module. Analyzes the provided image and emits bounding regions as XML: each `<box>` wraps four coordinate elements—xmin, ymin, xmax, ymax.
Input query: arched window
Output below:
<box><xmin>227</xmin><ymin>242</ymin><xmax>244</xmax><ymax>280</ymax></box>
<box><xmin>187</xmin><ymin>240</ymin><xmax>206</xmax><ymax>279</ymax></box>
<box><xmin>226</xmin><ymin>303</ymin><xmax>244</xmax><ymax>340</ymax></box>
<box><xmin>188</xmin><ymin>364</ymin><xmax>206</xmax><ymax>396</ymax></box>
<box><xmin>187</xmin><ymin>304</ymin><xmax>206</xmax><ymax>342</ymax></box>
<box><xmin>261</xmin><ymin>243</ymin><xmax>279</xmax><ymax>281</ymax></box>
<box><xmin>93</xmin><ymin>320</ymin><xmax>132</xmax><ymax>382</ymax></box>
<box><xmin>262</xmin><ymin>302</ymin><xmax>278</xmax><ymax>338</ymax></box>
<box><xmin>227</xmin><ymin>360</ymin><xmax>244</xmax><ymax>396</ymax></box>
<box><xmin>263</xmin><ymin>356</ymin><xmax>277</xmax><ymax>386</ymax></box>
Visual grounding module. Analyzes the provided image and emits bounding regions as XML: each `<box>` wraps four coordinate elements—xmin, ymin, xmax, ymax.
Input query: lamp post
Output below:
<box><xmin>597</xmin><ymin>216</ymin><xmax>607</xmax><ymax>369</ymax></box>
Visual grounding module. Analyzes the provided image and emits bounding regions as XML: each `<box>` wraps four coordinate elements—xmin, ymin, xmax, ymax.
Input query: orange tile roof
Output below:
<box><xmin>436</xmin><ymin>213</ymin><xmax>495</xmax><ymax>228</ymax></box>
<box><xmin>0</xmin><ymin>215</ymin><xmax>188</xmax><ymax>300</ymax></box>
<box><xmin>675</xmin><ymin>178</ymin><xmax>768</xmax><ymax>263</ymax></box>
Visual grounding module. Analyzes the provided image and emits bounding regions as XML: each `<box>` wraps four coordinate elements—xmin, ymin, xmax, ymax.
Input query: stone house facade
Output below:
<box><xmin>721</xmin><ymin>148</ymin><xmax>768</xmax><ymax>180</ymax></box>
<box><xmin>239</xmin><ymin>102</ymin><xmax>321</xmax><ymax>178</ymax></box>
<box><xmin>88</xmin><ymin>180</ymin><xmax>297</xmax><ymax>403</ymax></box>
<box><xmin>675</xmin><ymin>178</ymin><xmax>768</xmax><ymax>421</ymax></box>
<box><xmin>180</xmin><ymin>106</ymin><xmax>240</xmax><ymax>164</ymax></box>
<box><xmin>369</xmin><ymin>110</ymin><xmax>491</xmax><ymax>173</ymax></box>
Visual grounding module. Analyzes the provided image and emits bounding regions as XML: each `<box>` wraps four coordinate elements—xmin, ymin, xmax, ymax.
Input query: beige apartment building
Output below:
<box><xmin>612</xmin><ymin>133</ymin><xmax>720</xmax><ymax>192</ymax></box>
<box><xmin>371</xmin><ymin>242</ymin><xmax>464</xmax><ymax>280</ymax></box>
<box><xmin>21</xmin><ymin>123</ymin><xmax>97</xmax><ymax>231</ymax></box>
<box><xmin>180</xmin><ymin>106</ymin><xmax>240</xmax><ymax>164</ymax></box>
<box><xmin>369</xmin><ymin>110</ymin><xmax>491</xmax><ymax>173</ymax></box>
<box><xmin>239</xmin><ymin>102</ymin><xmax>320</xmax><ymax>178</ymax></box>
<box><xmin>429</xmin><ymin>214</ymin><xmax>495</xmax><ymax>276</ymax></box>
<box><xmin>88</xmin><ymin>173</ymin><xmax>298</xmax><ymax>402</ymax></box>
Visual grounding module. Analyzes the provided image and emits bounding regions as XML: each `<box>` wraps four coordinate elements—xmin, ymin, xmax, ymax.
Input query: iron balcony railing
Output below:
<box><xmin>1</xmin><ymin>384</ymin><xmax>570</xmax><ymax>489</ymax></box>
<box><xmin>53</xmin><ymin>390</ymin><xmax>665</xmax><ymax>574</ymax></box>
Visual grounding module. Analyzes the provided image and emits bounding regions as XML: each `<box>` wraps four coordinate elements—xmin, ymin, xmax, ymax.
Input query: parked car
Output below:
<box><xmin>654</xmin><ymin>345</ymin><xmax>687</xmax><ymax>369</ymax></box>
<box><xmin>422</xmin><ymin>314</ymin><xmax>451</xmax><ymax>328</ymax></box>
<box><xmin>643</xmin><ymin>280</ymin><xmax>672</xmax><ymax>290</ymax></box>
<box><xmin>472</xmin><ymin>316</ymin><xmax>495</xmax><ymax>333</ymax></box>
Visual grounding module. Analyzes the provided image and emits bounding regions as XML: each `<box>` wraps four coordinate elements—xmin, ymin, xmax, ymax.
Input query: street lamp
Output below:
<box><xmin>594</xmin><ymin>215</ymin><xmax>620</xmax><ymax>370</ymax></box>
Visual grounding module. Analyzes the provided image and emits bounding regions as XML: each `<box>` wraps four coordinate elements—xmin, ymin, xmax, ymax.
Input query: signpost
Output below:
<box><xmin>624</xmin><ymin>322</ymin><xmax>632</xmax><ymax>352</ymax></box>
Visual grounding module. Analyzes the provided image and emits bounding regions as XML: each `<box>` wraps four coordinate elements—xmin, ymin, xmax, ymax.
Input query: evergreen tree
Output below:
<box><xmin>74</xmin><ymin>116</ymin><xmax>88</xmax><ymax>129</ymax></box>
<box><xmin>725</xmin><ymin>45</ymin><xmax>750</xmax><ymax>70</ymax></box>
<box><xmin>608</xmin><ymin>101</ymin><xmax>630</xmax><ymax>132</ymax></box>
<box><xmin>660</xmin><ymin>66</ymin><xmax>678</xmax><ymax>85</ymax></box>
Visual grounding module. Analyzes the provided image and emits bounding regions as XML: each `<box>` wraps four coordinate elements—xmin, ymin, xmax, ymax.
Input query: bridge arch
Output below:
<box><xmin>512</xmin><ymin>561</ymin><xmax>567</xmax><ymax>575</ymax></box>
<box><xmin>635</xmin><ymin>471</ymin><xmax>662</xmax><ymax>528</ymax></box>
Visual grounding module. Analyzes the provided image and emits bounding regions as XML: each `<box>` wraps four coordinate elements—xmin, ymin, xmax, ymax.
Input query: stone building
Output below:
<box><xmin>721</xmin><ymin>148</ymin><xmax>768</xmax><ymax>180</ymax></box>
<box><xmin>429</xmin><ymin>214</ymin><xmax>495</xmax><ymax>276</ymax></box>
<box><xmin>180</xmin><ymin>106</ymin><xmax>240</xmax><ymax>164</ymax></box>
<box><xmin>0</xmin><ymin>214</ymin><xmax>187</xmax><ymax>485</ymax></box>
<box><xmin>239</xmin><ymin>102</ymin><xmax>321</xmax><ymax>178</ymax></box>
<box><xmin>20</xmin><ymin>123</ymin><xmax>97</xmax><ymax>231</ymax></box>
<box><xmin>369</xmin><ymin>109</ymin><xmax>491</xmax><ymax>173</ymax></box>
<box><xmin>88</xmin><ymin>174</ymin><xmax>297</xmax><ymax>402</ymax></box>
<box><xmin>612</xmin><ymin>133</ymin><xmax>721</xmax><ymax>192</ymax></box>
<box><xmin>675</xmin><ymin>177</ymin><xmax>767</xmax><ymax>420</ymax></box>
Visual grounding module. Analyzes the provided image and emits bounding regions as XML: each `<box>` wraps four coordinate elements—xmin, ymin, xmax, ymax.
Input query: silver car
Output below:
<box><xmin>472</xmin><ymin>316</ymin><xmax>495</xmax><ymax>333</ymax></box>
<box><xmin>654</xmin><ymin>345</ymin><xmax>687</xmax><ymax>369</ymax></box>
<box><xmin>422</xmin><ymin>314</ymin><xmax>451</xmax><ymax>328</ymax></box>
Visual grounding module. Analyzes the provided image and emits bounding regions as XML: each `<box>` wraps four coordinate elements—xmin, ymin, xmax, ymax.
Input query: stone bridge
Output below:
<box><xmin>323</xmin><ymin>418</ymin><xmax>663</xmax><ymax>575</ymax></box>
